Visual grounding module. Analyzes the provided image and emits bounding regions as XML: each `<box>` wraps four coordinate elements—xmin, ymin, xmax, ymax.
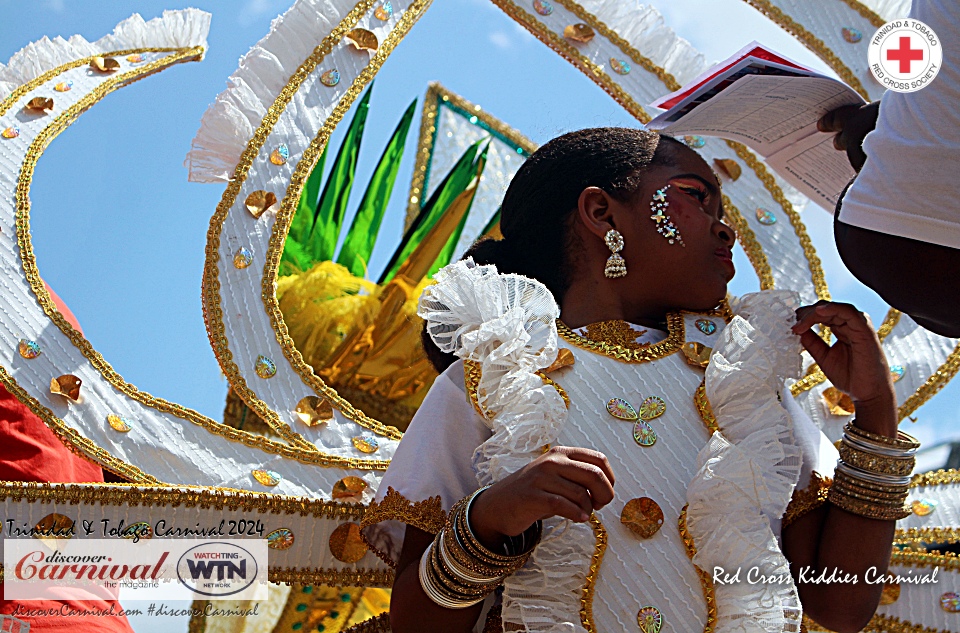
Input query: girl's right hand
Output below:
<box><xmin>468</xmin><ymin>446</ymin><xmax>616</xmax><ymax>549</ymax></box>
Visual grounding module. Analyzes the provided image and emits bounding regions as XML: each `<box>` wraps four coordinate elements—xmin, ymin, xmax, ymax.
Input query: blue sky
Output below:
<box><xmin>2</xmin><ymin>1</ymin><xmax>957</xmax><ymax>462</ymax></box>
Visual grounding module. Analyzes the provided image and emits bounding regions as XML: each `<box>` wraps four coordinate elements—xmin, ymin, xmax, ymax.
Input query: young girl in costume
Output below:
<box><xmin>362</xmin><ymin>128</ymin><xmax>909</xmax><ymax>633</ymax></box>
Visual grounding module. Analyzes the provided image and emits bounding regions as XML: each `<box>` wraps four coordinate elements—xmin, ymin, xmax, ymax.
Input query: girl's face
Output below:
<box><xmin>615</xmin><ymin>143</ymin><xmax>737</xmax><ymax>313</ymax></box>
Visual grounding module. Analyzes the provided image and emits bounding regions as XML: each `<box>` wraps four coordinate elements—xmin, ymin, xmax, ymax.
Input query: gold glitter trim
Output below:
<box><xmin>783</xmin><ymin>471</ymin><xmax>832</xmax><ymax>529</ymax></box>
<box><xmin>269</xmin><ymin>567</ymin><xmax>393</xmax><ymax>587</ymax></box>
<box><xmin>895</xmin><ymin>527</ymin><xmax>960</xmax><ymax>547</ymax></box>
<box><xmin>579</xmin><ymin>514</ymin><xmax>607</xmax><ymax>633</ymax></box>
<box><xmin>694</xmin><ymin>379</ymin><xmax>719</xmax><ymax>434</ymax></box>
<box><xmin>836</xmin><ymin>0</ymin><xmax>885</xmax><ymax>27</ymax></box>
<box><xmin>582</xmin><ymin>321</ymin><xmax>649</xmax><ymax>350</ymax></box>
<box><xmin>404</xmin><ymin>82</ymin><xmax>537</xmax><ymax>230</ymax></box>
<box><xmin>537</xmin><ymin>372</ymin><xmax>570</xmax><ymax>409</ymax></box>
<box><xmin>558</xmin><ymin>313</ymin><xmax>686</xmax><ymax>363</ymax></box>
<box><xmin>360</xmin><ymin>487</ymin><xmax>447</xmax><ymax>567</ymax></box>
<box><xmin>679</xmin><ymin>505</ymin><xmax>718</xmax><ymax>633</ymax></box>
<box><xmin>740</xmin><ymin>0</ymin><xmax>870</xmax><ymax>99</ymax></box>
<box><xmin>898</xmin><ymin>343</ymin><xmax>960</xmax><ymax>421</ymax></box>
<box><xmin>343</xmin><ymin>614</ymin><xmax>392</xmax><ymax>633</ymax></box>
<box><xmin>911</xmin><ymin>468</ymin><xmax>960</xmax><ymax>487</ymax></box>
<box><xmin>890</xmin><ymin>548</ymin><xmax>960</xmax><ymax>571</ymax></box>
<box><xmin>230</xmin><ymin>0</ymin><xmax>434</xmax><ymax>448</ymax></box>
<box><xmin>463</xmin><ymin>359</ymin><xmax>490</xmax><ymax>419</ymax></box>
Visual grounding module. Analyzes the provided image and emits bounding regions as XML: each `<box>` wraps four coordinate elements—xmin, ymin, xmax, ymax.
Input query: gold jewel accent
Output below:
<box><xmin>333</xmin><ymin>476</ymin><xmax>368</xmax><ymax>500</ymax></box>
<box><xmin>713</xmin><ymin>157</ymin><xmax>741</xmax><ymax>181</ymax></box>
<box><xmin>245</xmin><ymin>0</ymin><xmax>428</xmax><ymax>447</ymax></box>
<box><xmin>360</xmin><ymin>487</ymin><xmax>447</xmax><ymax>564</ymax></box>
<box><xmin>107</xmin><ymin>414</ymin><xmax>132</xmax><ymax>432</ymax></box>
<box><xmin>265</xmin><ymin>527</ymin><xmax>294</xmax><ymax>550</ymax></box>
<box><xmin>682</xmin><ymin>342</ymin><xmax>712</xmax><ymax>369</ymax></box>
<box><xmin>558</xmin><ymin>313</ymin><xmax>685</xmax><ymax>364</ymax></box>
<box><xmin>822</xmin><ymin>386</ymin><xmax>855</xmax><ymax>416</ymax></box>
<box><xmin>404</xmin><ymin>82</ymin><xmax>537</xmax><ymax>229</ymax></box>
<box><xmin>252</xmin><ymin>468</ymin><xmax>281</xmax><ymax>486</ymax></box>
<box><xmin>34</xmin><ymin>513</ymin><xmax>75</xmax><ymax>540</ymax></box>
<box><xmin>583</xmin><ymin>320</ymin><xmax>648</xmax><ymax>350</ymax></box>
<box><xmin>739</xmin><ymin>0</ymin><xmax>870</xmax><ymax>99</ymax></box>
<box><xmin>345</xmin><ymin>28</ymin><xmax>379</xmax><ymax>52</ymax></box>
<box><xmin>879</xmin><ymin>582</ymin><xmax>900</xmax><ymax>605</ymax></box>
<box><xmin>563</xmin><ymin>23</ymin><xmax>595</xmax><ymax>43</ymax></box>
<box><xmin>244</xmin><ymin>190</ymin><xmax>279</xmax><ymax>218</ymax></box>
<box><xmin>679</xmin><ymin>505</ymin><xmax>718</xmax><ymax>633</ymax></box>
<box><xmin>25</xmin><ymin>97</ymin><xmax>54</xmax><ymax>113</ymax></box>
<box><xmin>694</xmin><ymin>380</ymin><xmax>719</xmax><ymax>434</ymax></box>
<box><xmin>90</xmin><ymin>56</ymin><xmax>121</xmax><ymax>72</ymax></box>
<box><xmin>294</xmin><ymin>395</ymin><xmax>334</xmax><ymax>426</ymax></box>
<box><xmin>50</xmin><ymin>374</ymin><xmax>82</xmax><ymax>402</ymax></box>
<box><xmin>543</xmin><ymin>348</ymin><xmax>575</xmax><ymax>373</ymax></box>
<box><xmin>783</xmin><ymin>471</ymin><xmax>832</xmax><ymax>529</ymax></box>
<box><xmin>329</xmin><ymin>522</ymin><xmax>369</xmax><ymax>563</ymax></box>
<box><xmin>620</xmin><ymin>497</ymin><xmax>664</xmax><ymax>538</ymax></box>
<box><xmin>579</xmin><ymin>514</ymin><xmax>607</xmax><ymax>633</ymax></box>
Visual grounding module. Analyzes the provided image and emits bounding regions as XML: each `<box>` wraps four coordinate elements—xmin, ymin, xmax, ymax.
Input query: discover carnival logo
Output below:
<box><xmin>869</xmin><ymin>19</ymin><xmax>942</xmax><ymax>93</ymax></box>
<box><xmin>176</xmin><ymin>542</ymin><xmax>259</xmax><ymax>597</ymax></box>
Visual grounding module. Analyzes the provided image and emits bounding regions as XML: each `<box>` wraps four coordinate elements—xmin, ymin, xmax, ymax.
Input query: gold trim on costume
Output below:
<box><xmin>895</xmin><ymin>527</ymin><xmax>960</xmax><ymax>547</ymax></box>
<box><xmin>911</xmin><ymin>468</ymin><xmax>960</xmax><ymax>487</ymax></box>
<box><xmin>404</xmin><ymin>82</ymin><xmax>537</xmax><ymax>230</ymax></box>
<box><xmin>783</xmin><ymin>472</ymin><xmax>832</xmax><ymax>529</ymax></box>
<box><xmin>579</xmin><ymin>514</ymin><xmax>607</xmax><ymax>633</ymax></box>
<box><xmin>202</xmin><ymin>0</ymin><xmax>411</xmax><ymax>458</ymax></box>
<box><xmin>537</xmin><ymin>372</ymin><xmax>570</xmax><ymax>409</ymax></box>
<box><xmin>558</xmin><ymin>313</ymin><xmax>686</xmax><ymax>364</ymax></box>
<box><xmin>342</xmin><ymin>614</ymin><xmax>392</xmax><ymax>633</ymax></box>
<box><xmin>463</xmin><ymin>359</ymin><xmax>491</xmax><ymax>419</ymax></box>
<box><xmin>740</xmin><ymin>0</ymin><xmax>870</xmax><ymax>99</ymax></box>
<box><xmin>898</xmin><ymin>344</ymin><xmax>960</xmax><ymax>421</ymax></box>
<box><xmin>360</xmin><ymin>487</ymin><xmax>447</xmax><ymax>567</ymax></box>
<box><xmin>694</xmin><ymin>380</ymin><xmax>719</xmax><ymax>434</ymax></box>
<box><xmin>679</xmin><ymin>505</ymin><xmax>719</xmax><ymax>633</ymax></box>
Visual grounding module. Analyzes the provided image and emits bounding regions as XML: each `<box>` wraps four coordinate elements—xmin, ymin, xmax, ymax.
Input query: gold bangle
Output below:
<box><xmin>831</xmin><ymin>482</ymin><xmax>908</xmax><ymax>506</ymax></box>
<box><xmin>837</xmin><ymin>443</ymin><xmax>915</xmax><ymax>477</ymax></box>
<box><xmin>828</xmin><ymin>488</ymin><xmax>911</xmax><ymax>520</ymax></box>
<box><xmin>833</xmin><ymin>469</ymin><xmax>910</xmax><ymax>495</ymax></box>
<box><xmin>845</xmin><ymin>422</ymin><xmax>920</xmax><ymax>451</ymax></box>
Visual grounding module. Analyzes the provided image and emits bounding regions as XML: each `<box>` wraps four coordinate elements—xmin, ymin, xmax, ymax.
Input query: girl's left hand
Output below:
<box><xmin>792</xmin><ymin>301</ymin><xmax>896</xmax><ymax>430</ymax></box>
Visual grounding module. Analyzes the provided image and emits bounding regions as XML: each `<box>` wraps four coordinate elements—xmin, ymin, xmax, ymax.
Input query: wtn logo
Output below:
<box><xmin>185</xmin><ymin>558</ymin><xmax>247</xmax><ymax>581</ymax></box>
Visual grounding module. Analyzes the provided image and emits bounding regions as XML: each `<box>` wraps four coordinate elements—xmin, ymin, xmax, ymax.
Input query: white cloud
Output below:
<box><xmin>238</xmin><ymin>0</ymin><xmax>288</xmax><ymax>26</ymax></box>
<box><xmin>44</xmin><ymin>0</ymin><xmax>65</xmax><ymax>12</ymax></box>
<box><xmin>488</xmin><ymin>30</ymin><xmax>512</xmax><ymax>50</ymax></box>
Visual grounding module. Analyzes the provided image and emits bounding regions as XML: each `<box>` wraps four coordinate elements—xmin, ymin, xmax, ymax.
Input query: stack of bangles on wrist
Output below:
<box><xmin>828</xmin><ymin>421</ymin><xmax>920</xmax><ymax>521</ymax></box>
<box><xmin>419</xmin><ymin>485</ymin><xmax>542</xmax><ymax>609</ymax></box>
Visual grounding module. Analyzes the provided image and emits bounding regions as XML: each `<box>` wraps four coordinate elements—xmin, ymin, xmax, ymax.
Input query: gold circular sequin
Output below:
<box><xmin>682</xmin><ymin>342</ymin><xmax>711</xmax><ymax>368</ymax></box>
<box><xmin>352</xmin><ymin>434</ymin><xmax>379</xmax><ymax>453</ymax></box>
<box><xmin>345</xmin><ymin>28</ymin><xmax>379</xmax><ymax>52</ymax></box>
<box><xmin>244</xmin><ymin>190</ymin><xmax>279</xmax><ymax>218</ymax></box>
<box><xmin>941</xmin><ymin>592</ymin><xmax>960</xmax><ymax>613</ymax></box>
<box><xmin>320</xmin><ymin>69</ymin><xmax>341</xmax><ymax>87</ymax></box>
<box><xmin>50</xmin><ymin>374</ymin><xmax>82</xmax><ymax>402</ymax></box>
<box><xmin>332</xmin><ymin>476</ymin><xmax>368</xmax><ymax>500</ymax></box>
<box><xmin>121</xmin><ymin>522</ymin><xmax>153</xmax><ymax>540</ymax></box>
<box><xmin>563</xmin><ymin>23</ymin><xmax>595</xmax><ymax>43</ymax></box>
<box><xmin>374</xmin><ymin>1</ymin><xmax>393</xmax><ymax>19</ymax></box>
<box><xmin>269</xmin><ymin>144</ymin><xmax>289</xmax><ymax>165</ymax></box>
<box><xmin>107</xmin><ymin>414</ymin><xmax>132</xmax><ymax>432</ymax></box>
<box><xmin>620</xmin><ymin>497</ymin><xmax>664</xmax><ymax>539</ymax></box>
<box><xmin>267</xmin><ymin>527</ymin><xmax>295</xmax><ymax>550</ymax></box>
<box><xmin>90</xmin><ymin>56</ymin><xmax>120</xmax><ymax>72</ymax></box>
<box><xmin>255</xmin><ymin>355</ymin><xmax>277</xmax><ymax>379</ymax></box>
<box><xmin>252</xmin><ymin>469</ymin><xmax>281</xmax><ymax>486</ymax></box>
<box><xmin>879</xmin><ymin>582</ymin><xmax>900</xmax><ymax>605</ymax></box>
<box><xmin>328</xmin><ymin>522</ymin><xmax>368</xmax><ymax>563</ymax></box>
<box><xmin>233</xmin><ymin>247</ymin><xmax>254</xmax><ymax>269</ymax></box>
<box><xmin>34</xmin><ymin>513</ymin><xmax>75</xmax><ymax>540</ymax></box>
<box><xmin>822</xmin><ymin>387</ymin><xmax>855</xmax><ymax>416</ymax></box>
<box><xmin>18</xmin><ymin>339</ymin><xmax>41</xmax><ymax>359</ymax></box>
<box><xmin>294</xmin><ymin>395</ymin><xmax>334</xmax><ymax>426</ymax></box>
<box><xmin>912</xmin><ymin>498</ymin><xmax>938</xmax><ymax>516</ymax></box>
<box><xmin>637</xmin><ymin>605</ymin><xmax>662</xmax><ymax>633</ymax></box>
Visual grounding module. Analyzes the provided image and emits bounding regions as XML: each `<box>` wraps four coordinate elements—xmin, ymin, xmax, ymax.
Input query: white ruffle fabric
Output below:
<box><xmin>0</xmin><ymin>9</ymin><xmax>210</xmax><ymax>97</ymax></box>
<box><xmin>686</xmin><ymin>291</ymin><xmax>805</xmax><ymax>633</ymax></box>
<box><xmin>419</xmin><ymin>259</ymin><xmax>594</xmax><ymax>632</ymax></box>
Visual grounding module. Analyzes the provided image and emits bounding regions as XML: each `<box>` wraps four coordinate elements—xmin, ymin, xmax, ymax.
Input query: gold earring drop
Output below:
<box><xmin>604</xmin><ymin>229</ymin><xmax>626</xmax><ymax>278</ymax></box>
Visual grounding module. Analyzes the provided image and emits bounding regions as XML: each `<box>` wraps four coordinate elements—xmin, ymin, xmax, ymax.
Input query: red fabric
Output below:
<box><xmin>1</xmin><ymin>385</ymin><xmax>132</xmax><ymax>631</ymax></box>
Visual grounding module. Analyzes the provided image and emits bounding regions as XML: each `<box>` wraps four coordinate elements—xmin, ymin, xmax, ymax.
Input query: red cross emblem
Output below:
<box><xmin>886</xmin><ymin>36</ymin><xmax>925</xmax><ymax>74</ymax></box>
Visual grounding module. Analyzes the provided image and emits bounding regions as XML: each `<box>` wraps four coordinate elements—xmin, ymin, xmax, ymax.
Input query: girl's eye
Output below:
<box><xmin>677</xmin><ymin>185</ymin><xmax>707</xmax><ymax>202</ymax></box>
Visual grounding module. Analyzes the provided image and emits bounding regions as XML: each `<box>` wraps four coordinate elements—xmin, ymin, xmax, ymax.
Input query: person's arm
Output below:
<box><xmin>783</xmin><ymin>302</ymin><xmax>899</xmax><ymax>632</ymax></box>
<box><xmin>389</xmin><ymin>446</ymin><xmax>616</xmax><ymax>633</ymax></box>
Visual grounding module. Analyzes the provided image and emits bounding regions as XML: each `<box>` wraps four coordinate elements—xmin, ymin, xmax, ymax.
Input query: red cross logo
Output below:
<box><xmin>886</xmin><ymin>36</ymin><xmax>925</xmax><ymax>73</ymax></box>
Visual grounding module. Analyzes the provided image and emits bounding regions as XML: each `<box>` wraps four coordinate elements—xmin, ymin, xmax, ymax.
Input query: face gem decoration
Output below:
<box><xmin>107</xmin><ymin>414</ymin><xmax>133</xmax><ymax>432</ymax></box>
<box><xmin>563</xmin><ymin>24</ymin><xmax>595</xmax><ymax>43</ymax></box>
<box><xmin>649</xmin><ymin>185</ymin><xmax>684</xmax><ymax>246</ymax></box>
<box><xmin>270</xmin><ymin>144</ymin><xmax>290</xmax><ymax>165</ymax></box>
<box><xmin>255</xmin><ymin>355</ymin><xmax>277</xmax><ymax>379</ymax></box>
<box><xmin>374</xmin><ymin>1</ymin><xmax>394</xmax><ymax>20</ymax></box>
<box><xmin>320</xmin><ymin>69</ymin><xmax>341</xmax><ymax>87</ymax></box>
<box><xmin>54</xmin><ymin>81</ymin><xmax>73</xmax><ymax>92</ymax></box>
<box><xmin>620</xmin><ymin>497</ymin><xmax>664</xmax><ymax>538</ymax></box>
<box><xmin>695</xmin><ymin>319</ymin><xmax>717</xmax><ymax>336</ymax></box>
<box><xmin>18</xmin><ymin>339</ymin><xmax>41</xmax><ymax>359</ymax></box>
<box><xmin>352</xmin><ymin>434</ymin><xmax>380</xmax><ymax>453</ymax></box>
<box><xmin>912</xmin><ymin>498</ymin><xmax>938</xmax><ymax>516</ymax></box>
<box><xmin>267</xmin><ymin>527</ymin><xmax>295</xmax><ymax>550</ymax></box>
<box><xmin>90</xmin><ymin>56</ymin><xmax>120</xmax><ymax>72</ymax></box>
<box><xmin>841</xmin><ymin>27</ymin><xmax>863</xmax><ymax>43</ymax></box>
<box><xmin>329</xmin><ymin>522</ymin><xmax>369</xmax><ymax>563</ymax></box>
<box><xmin>637</xmin><ymin>606</ymin><xmax>663</xmax><ymax>633</ymax></box>
<box><xmin>252</xmin><ymin>469</ymin><xmax>282</xmax><ymax>486</ymax></box>
<box><xmin>294</xmin><ymin>395</ymin><xmax>334</xmax><ymax>426</ymax></box>
<box><xmin>532</xmin><ymin>0</ymin><xmax>553</xmax><ymax>15</ymax></box>
<box><xmin>233</xmin><ymin>247</ymin><xmax>254</xmax><ymax>269</ymax></box>
<box><xmin>609</xmin><ymin>58</ymin><xmax>631</xmax><ymax>75</ymax></box>
<box><xmin>244</xmin><ymin>190</ymin><xmax>279</xmax><ymax>218</ymax></box>
<box><xmin>683</xmin><ymin>135</ymin><xmax>705</xmax><ymax>148</ymax></box>
<box><xmin>332</xmin><ymin>476</ymin><xmax>368</xmax><ymax>500</ymax></box>
<box><xmin>2</xmin><ymin>126</ymin><xmax>19</xmax><ymax>139</ymax></box>
<box><xmin>890</xmin><ymin>365</ymin><xmax>905</xmax><ymax>383</ymax></box>
<box><xmin>756</xmin><ymin>207</ymin><xmax>777</xmax><ymax>225</ymax></box>
<box><xmin>50</xmin><ymin>375</ymin><xmax>82</xmax><ymax>402</ymax></box>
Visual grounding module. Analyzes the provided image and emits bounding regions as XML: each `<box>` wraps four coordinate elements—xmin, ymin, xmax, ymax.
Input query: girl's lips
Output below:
<box><xmin>715</xmin><ymin>248</ymin><xmax>733</xmax><ymax>261</ymax></box>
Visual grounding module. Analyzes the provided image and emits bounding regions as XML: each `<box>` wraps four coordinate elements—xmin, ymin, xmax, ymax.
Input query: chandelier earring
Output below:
<box><xmin>649</xmin><ymin>185</ymin><xmax>684</xmax><ymax>246</ymax></box>
<box><xmin>604</xmin><ymin>229</ymin><xmax>627</xmax><ymax>278</ymax></box>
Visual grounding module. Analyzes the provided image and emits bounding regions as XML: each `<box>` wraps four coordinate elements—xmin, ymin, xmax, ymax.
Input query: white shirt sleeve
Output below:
<box><xmin>838</xmin><ymin>0</ymin><xmax>960</xmax><ymax>248</ymax></box>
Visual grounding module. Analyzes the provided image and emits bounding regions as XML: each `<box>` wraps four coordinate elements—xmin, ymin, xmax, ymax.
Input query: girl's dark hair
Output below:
<box><xmin>421</xmin><ymin>128</ymin><xmax>684</xmax><ymax>372</ymax></box>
